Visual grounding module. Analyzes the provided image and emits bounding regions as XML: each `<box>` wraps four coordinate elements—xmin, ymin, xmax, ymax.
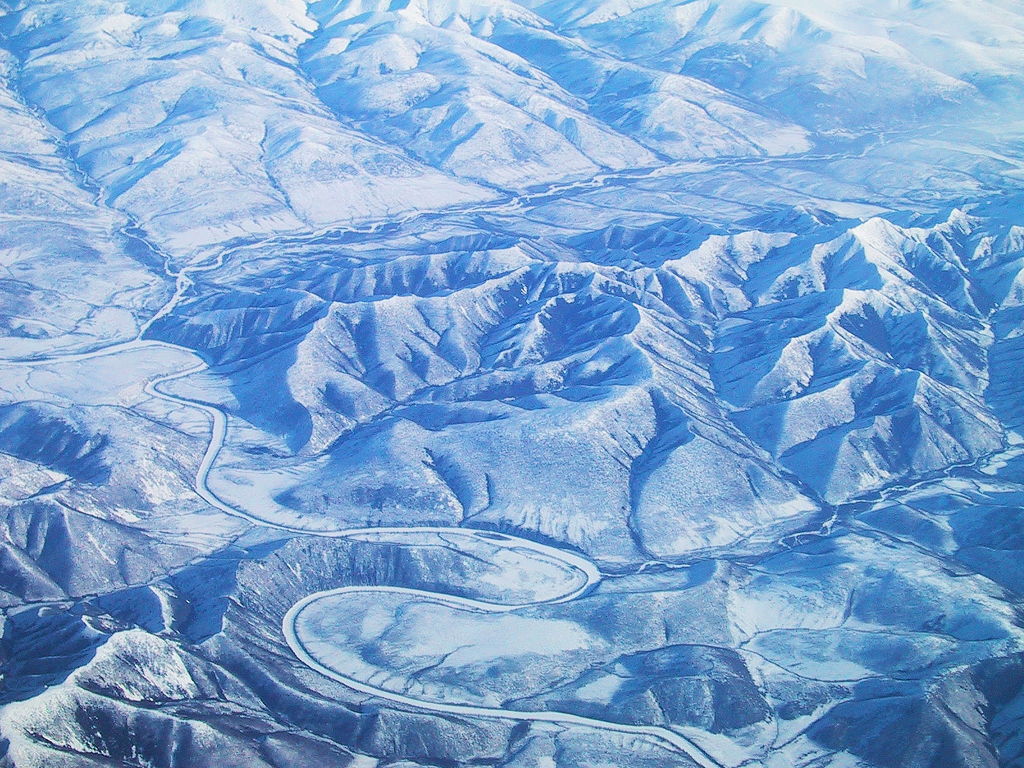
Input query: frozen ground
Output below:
<box><xmin>1</xmin><ymin>0</ymin><xmax>1024</xmax><ymax>766</ymax></box>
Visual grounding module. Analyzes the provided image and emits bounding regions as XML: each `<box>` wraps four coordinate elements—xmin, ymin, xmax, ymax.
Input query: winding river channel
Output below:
<box><xmin>6</xmin><ymin>259</ymin><xmax>722</xmax><ymax>766</ymax></box>
<box><xmin>143</xmin><ymin>347</ymin><xmax>723</xmax><ymax>768</ymax></box>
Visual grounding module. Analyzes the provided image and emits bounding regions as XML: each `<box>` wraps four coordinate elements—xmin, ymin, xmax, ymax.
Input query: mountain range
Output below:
<box><xmin>1</xmin><ymin>1</ymin><xmax>1023</xmax><ymax>766</ymax></box>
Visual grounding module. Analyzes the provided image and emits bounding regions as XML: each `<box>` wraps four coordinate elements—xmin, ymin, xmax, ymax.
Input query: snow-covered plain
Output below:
<box><xmin>1</xmin><ymin>0</ymin><xmax>1024</xmax><ymax>766</ymax></box>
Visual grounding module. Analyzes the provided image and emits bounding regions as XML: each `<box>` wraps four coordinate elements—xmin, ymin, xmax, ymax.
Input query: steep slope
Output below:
<box><xmin>0</xmin><ymin>0</ymin><xmax>491</xmax><ymax>256</ymax></box>
<box><xmin>300</xmin><ymin>0</ymin><xmax>809</xmax><ymax>189</ymax></box>
<box><xmin>148</xmin><ymin>225</ymin><xmax>819</xmax><ymax>565</ymax></box>
<box><xmin>0</xmin><ymin>1</ymin><xmax>1023</xmax><ymax>767</ymax></box>
<box><xmin>714</xmin><ymin>212</ymin><xmax>1005</xmax><ymax>501</ymax></box>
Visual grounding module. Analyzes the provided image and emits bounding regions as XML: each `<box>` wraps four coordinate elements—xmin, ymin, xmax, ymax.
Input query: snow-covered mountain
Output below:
<box><xmin>1</xmin><ymin>0</ymin><xmax>1023</xmax><ymax>766</ymax></box>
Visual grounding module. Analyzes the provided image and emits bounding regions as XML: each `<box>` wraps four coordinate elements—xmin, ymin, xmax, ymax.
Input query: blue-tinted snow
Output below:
<box><xmin>1</xmin><ymin>1</ymin><xmax>1024</xmax><ymax>766</ymax></box>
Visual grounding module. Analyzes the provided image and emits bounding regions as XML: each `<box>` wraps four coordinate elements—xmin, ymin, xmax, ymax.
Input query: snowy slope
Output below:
<box><xmin>534</xmin><ymin>0</ymin><xmax>1024</xmax><ymax>133</ymax></box>
<box><xmin>1</xmin><ymin>0</ymin><xmax>491</xmax><ymax>255</ymax></box>
<box><xmin>0</xmin><ymin>46</ymin><xmax>167</xmax><ymax>357</ymax></box>
<box><xmin>0</xmin><ymin>1</ymin><xmax>1023</xmax><ymax>767</ymax></box>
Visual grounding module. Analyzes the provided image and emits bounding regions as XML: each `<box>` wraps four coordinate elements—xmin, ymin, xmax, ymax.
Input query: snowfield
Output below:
<box><xmin>1</xmin><ymin>0</ymin><xmax>1024</xmax><ymax>766</ymax></box>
